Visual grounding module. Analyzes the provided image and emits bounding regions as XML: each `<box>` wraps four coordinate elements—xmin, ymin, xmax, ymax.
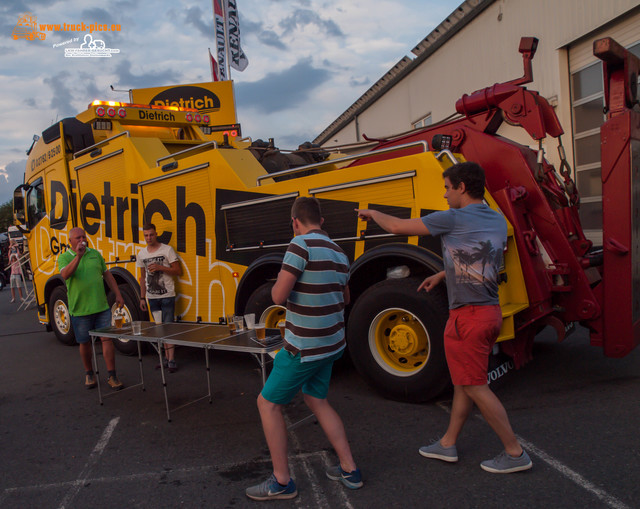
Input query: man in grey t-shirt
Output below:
<box><xmin>356</xmin><ymin>162</ymin><xmax>531</xmax><ymax>474</ymax></box>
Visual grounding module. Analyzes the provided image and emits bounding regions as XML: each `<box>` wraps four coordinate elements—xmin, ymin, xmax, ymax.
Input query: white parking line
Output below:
<box><xmin>285</xmin><ymin>413</ymin><xmax>356</xmax><ymax>509</ymax></box>
<box><xmin>2</xmin><ymin>451</ymin><xmax>333</xmax><ymax>495</ymax></box>
<box><xmin>515</xmin><ymin>436</ymin><xmax>631</xmax><ymax>509</ymax></box>
<box><xmin>285</xmin><ymin>414</ymin><xmax>328</xmax><ymax>508</ymax></box>
<box><xmin>436</xmin><ymin>402</ymin><xmax>631</xmax><ymax>509</ymax></box>
<box><xmin>320</xmin><ymin>450</ymin><xmax>355</xmax><ymax>509</ymax></box>
<box><xmin>57</xmin><ymin>416</ymin><xmax>120</xmax><ymax>509</ymax></box>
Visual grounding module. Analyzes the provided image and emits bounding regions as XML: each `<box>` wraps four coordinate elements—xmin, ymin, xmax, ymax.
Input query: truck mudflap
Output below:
<box><xmin>596</xmin><ymin>38</ymin><xmax>640</xmax><ymax>357</ymax></box>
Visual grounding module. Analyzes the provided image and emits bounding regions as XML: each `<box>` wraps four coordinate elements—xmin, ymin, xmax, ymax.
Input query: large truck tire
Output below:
<box><xmin>0</xmin><ymin>272</ymin><xmax>6</xmax><ymax>291</ymax></box>
<box><xmin>49</xmin><ymin>285</ymin><xmax>76</xmax><ymax>346</ymax></box>
<box><xmin>108</xmin><ymin>283</ymin><xmax>144</xmax><ymax>356</ymax></box>
<box><xmin>245</xmin><ymin>282</ymin><xmax>286</xmax><ymax>328</ymax></box>
<box><xmin>347</xmin><ymin>276</ymin><xmax>450</xmax><ymax>403</ymax></box>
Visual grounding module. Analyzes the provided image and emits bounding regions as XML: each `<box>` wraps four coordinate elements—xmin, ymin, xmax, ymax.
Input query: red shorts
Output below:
<box><xmin>444</xmin><ymin>305</ymin><xmax>502</xmax><ymax>386</ymax></box>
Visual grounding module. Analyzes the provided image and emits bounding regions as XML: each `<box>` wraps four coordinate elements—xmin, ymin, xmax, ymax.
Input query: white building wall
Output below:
<box><xmin>325</xmin><ymin>0</ymin><xmax>640</xmax><ymax>169</ymax></box>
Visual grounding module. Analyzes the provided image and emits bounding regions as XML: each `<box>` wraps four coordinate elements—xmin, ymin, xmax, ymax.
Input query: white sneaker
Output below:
<box><xmin>10</xmin><ymin>298</ymin><xmax>15</xmax><ymax>303</ymax></box>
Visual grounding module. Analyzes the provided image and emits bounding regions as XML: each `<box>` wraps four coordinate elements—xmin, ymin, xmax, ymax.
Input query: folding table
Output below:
<box><xmin>89</xmin><ymin>322</ymin><xmax>282</xmax><ymax>421</ymax></box>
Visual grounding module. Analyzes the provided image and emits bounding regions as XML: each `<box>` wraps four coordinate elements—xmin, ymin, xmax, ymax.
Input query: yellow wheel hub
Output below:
<box><xmin>260</xmin><ymin>305</ymin><xmax>286</xmax><ymax>328</ymax></box>
<box><xmin>370</xmin><ymin>308</ymin><xmax>430</xmax><ymax>376</ymax></box>
<box><xmin>54</xmin><ymin>299</ymin><xmax>71</xmax><ymax>334</ymax></box>
<box><xmin>389</xmin><ymin>324</ymin><xmax>420</xmax><ymax>355</ymax></box>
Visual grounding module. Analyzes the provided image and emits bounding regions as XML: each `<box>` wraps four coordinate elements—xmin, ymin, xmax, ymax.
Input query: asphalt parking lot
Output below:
<box><xmin>0</xmin><ymin>287</ymin><xmax>638</xmax><ymax>509</ymax></box>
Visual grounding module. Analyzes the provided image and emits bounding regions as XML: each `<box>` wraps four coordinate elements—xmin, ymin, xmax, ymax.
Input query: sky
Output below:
<box><xmin>0</xmin><ymin>0</ymin><xmax>462</xmax><ymax>205</ymax></box>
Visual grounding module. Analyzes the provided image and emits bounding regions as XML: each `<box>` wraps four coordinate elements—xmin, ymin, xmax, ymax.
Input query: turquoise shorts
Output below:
<box><xmin>261</xmin><ymin>349</ymin><xmax>343</xmax><ymax>405</ymax></box>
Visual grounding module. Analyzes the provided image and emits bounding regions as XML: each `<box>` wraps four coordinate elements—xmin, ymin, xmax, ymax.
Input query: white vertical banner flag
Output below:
<box><xmin>213</xmin><ymin>0</ymin><xmax>227</xmax><ymax>80</ymax></box>
<box><xmin>226</xmin><ymin>0</ymin><xmax>248</xmax><ymax>71</ymax></box>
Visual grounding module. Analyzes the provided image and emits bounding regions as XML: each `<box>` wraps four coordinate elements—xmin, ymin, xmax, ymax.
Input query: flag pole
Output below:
<box><xmin>212</xmin><ymin>0</ymin><xmax>226</xmax><ymax>80</ymax></box>
<box><xmin>222</xmin><ymin>0</ymin><xmax>231</xmax><ymax>80</ymax></box>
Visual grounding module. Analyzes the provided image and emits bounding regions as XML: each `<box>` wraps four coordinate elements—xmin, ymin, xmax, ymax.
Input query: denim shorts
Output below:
<box><xmin>261</xmin><ymin>349</ymin><xmax>343</xmax><ymax>405</ymax></box>
<box><xmin>148</xmin><ymin>297</ymin><xmax>175</xmax><ymax>323</ymax></box>
<box><xmin>10</xmin><ymin>274</ymin><xmax>22</xmax><ymax>288</ymax></box>
<box><xmin>71</xmin><ymin>308</ymin><xmax>112</xmax><ymax>344</ymax></box>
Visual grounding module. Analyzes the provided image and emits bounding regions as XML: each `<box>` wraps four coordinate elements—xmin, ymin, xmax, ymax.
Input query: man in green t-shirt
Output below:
<box><xmin>58</xmin><ymin>227</ymin><xmax>125</xmax><ymax>390</ymax></box>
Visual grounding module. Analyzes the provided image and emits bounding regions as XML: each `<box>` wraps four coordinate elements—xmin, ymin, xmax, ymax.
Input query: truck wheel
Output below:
<box><xmin>0</xmin><ymin>272</ymin><xmax>6</xmax><ymax>291</ymax></box>
<box><xmin>245</xmin><ymin>282</ymin><xmax>286</xmax><ymax>327</ymax></box>
<box><xmin>347</xmin><ymin>277</ymin><xmax>450</xmax><ymax>403</ymax></box>
<box><xmin>108</xmin><ymin>284</ymin><xmax>143</xmax><ymax>356</ymax></box>
<box><xmin>49</xmin><ymin>285</ymin><xmax>76</xmax><ymax>346</ymax></box>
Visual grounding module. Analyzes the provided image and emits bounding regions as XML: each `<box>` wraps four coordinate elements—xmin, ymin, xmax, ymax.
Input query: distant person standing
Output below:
<box><xmin>137</xmin><ymin>223</ymin><xmax>182</xmax><ymax>372</ymax></box>
<box><xmin>8</xmin><ymin>240</ymin><xmax>24</xmax><ymax>303</ymax></box>
<box><xmin>58</xmin><ymin>227</ymin><xmax>125</xmax><ymax>390</ymax></box>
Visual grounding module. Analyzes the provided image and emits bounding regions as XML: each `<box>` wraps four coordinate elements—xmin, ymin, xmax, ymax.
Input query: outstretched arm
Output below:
<box><xmin>417</xmin><ymin>271</ymin><xmax>446</xmax><ymax>292</ymax></box>
<box><xmin>356</xmin><ymin>209</ymin><xmax>431</xmax><ymax>236</ymax></box>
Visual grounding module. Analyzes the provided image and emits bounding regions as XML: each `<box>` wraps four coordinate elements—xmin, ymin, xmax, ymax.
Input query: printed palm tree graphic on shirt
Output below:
<box><xmin>145</xmin><ymin>255</ymin><xmax>168</xmax><ymax>295</ymax></box>
<box><xmin>452</xmin><ymin>240</ymin><xmax>503</xmax><ymax>284</ymax></box>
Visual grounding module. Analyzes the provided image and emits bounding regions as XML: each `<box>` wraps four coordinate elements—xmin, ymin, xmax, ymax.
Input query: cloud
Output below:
<box><xmin>2</xmin><ymin>0</ymin><xmax>53</xmax><ymax>17</ymax></box>
<box><xmin>241</xmin><ymin>17</ymin><xmax>287</xmax><ymax>50</ymax></box>
<box><xmin>0</xmin><ymin>160</ymin><xmax>28</xmax><ymax>204</ymax></box>
<box><xmin>184</xmin><ymin>6</ymin><xmax>213</xmax><ymax>39</ymax></box>
<box><xmin>80</xmin><ymin>7</ymin><xmax>115</xmax><ymax>26</ymax></box>
<box><xmin>78</xmin><ymin>72</ymin><xmax>102</xmax><ymax>98</ymax></box>
<box><xmin>42</xmin><ymin>71</ymin><xmax>75</xmax><ymax>117</ymax></box>
<box><xmin>277</xmin><ymin>129</ymin><xmax>318</xmax><ymax>149</ymax></box>
<box><xmin>235</xmin><ymin>58</ymin><xmax>330</xmax><ymax>113</ymax></box>
<box><xmin>349</xmin><ymin>76</ymin><xmax>369</xmax><ymax>87</ymax></box>
<box><xmin>279</xmin><ymin>9</ymin><xmax>343</xmax><ymax>37</ymax></box>
<box><xmin>256</xmin><ymin>29</ymin><xmax>287</xmax><ymax>50</ymax></box>
<box><xmin>113</xmin><ymin>59</ymin><xmax>180</xmax><ymax>89</ymax></box>
<box><xmin>113</xmin><ymin>0</ymin><xmax>140</xmax><ymax>10</ymax></box>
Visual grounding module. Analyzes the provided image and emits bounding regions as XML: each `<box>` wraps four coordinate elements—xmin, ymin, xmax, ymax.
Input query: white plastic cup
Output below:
<box><xmin>233</xmin><ymin>316</ymin><xmax>244</xmax><ymax>332</ymax></box>
<box><xmin>244</xmin><ymin>313</ymin><xmax>256</xmax><ymax>330</ymax></box>
<box><xmin>132</xmin><ymin>321</ymin><xmax>142</xmax><ymax>335</ymax></box>
<box><xmin>152</xmin><ymin>310</ymin><xmax>163</xmax><ymax>324</ymax></box>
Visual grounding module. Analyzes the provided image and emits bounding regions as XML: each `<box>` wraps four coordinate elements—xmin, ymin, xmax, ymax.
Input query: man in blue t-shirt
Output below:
<box><xmin>245</xmin><ymin>197</ymin><xmax>362</xmax><ymax>501</ymax></box>
<box><xmin>357</xmin><ymin>162</ymin><xmax>531</xmax><ymax>474</ymax></box>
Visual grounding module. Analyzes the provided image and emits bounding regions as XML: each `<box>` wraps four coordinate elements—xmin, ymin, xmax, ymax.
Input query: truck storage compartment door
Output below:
<box><xmin>73</xmin><ymin>147</ymin><xmax>138</xmax><ymax>262</ymax></box>
<box><xmin>138</xmin><ymin>163</ymin><xmax>221</xmax><ymax>322</ymax></box>
<box><xmin>310</xmin><ymin>170</ymin><xmax>416</xmax><ymax>256</ymax></box>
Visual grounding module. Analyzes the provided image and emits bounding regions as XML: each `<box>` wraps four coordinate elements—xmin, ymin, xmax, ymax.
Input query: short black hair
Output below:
<box><xmin>442</xmin><ymin>162</ymin><xmax>485</xmax><ymax>199</ymax></box>
<box><xmin>291</xmin><ymin>197</ymin><xmax>322</xmax><ymax>226</ymax></box>
<box><xmin>142</xmin><ymin>223</ymin><xmax>156</xmax><ymax>232</ymax></box>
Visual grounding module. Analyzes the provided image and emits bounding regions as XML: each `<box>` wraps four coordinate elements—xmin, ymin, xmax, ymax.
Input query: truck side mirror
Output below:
<box><xmin>13</xmin><ymin>185</ymin><xmax>28</xmax><ymax>228</ymax></box>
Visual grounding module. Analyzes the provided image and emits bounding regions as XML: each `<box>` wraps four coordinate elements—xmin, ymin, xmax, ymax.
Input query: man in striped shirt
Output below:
<box><xmin>246</xmin><ymin>197</ymin><xmax>362</xmax><ymax>501</ymax></box>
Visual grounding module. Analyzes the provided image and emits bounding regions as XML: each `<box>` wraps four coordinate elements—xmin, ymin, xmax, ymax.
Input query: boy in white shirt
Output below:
<box><xmin>137</xmin><ymin>223</ymin><xmax>182</xmax><ymax>371</ymax></box>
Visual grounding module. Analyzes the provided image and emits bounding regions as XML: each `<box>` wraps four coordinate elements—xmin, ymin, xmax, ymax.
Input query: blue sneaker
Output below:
<box><xmin>245</xmin><ymin>473</ymin><xmax>297</xmax><ymax>500</ymax></box>
<box><xmin>326</xmin><ymin>465</ymin><xmax>363</xmax><ymax>489</ymax></box>
<box><xmin>419</xmin><ymin>439</ymin><xmax>458</xmax><ymax>462</ymax></box>
<box><xmin>480</xmin><ymin>450</ymin><xmax>532</xmax><ymax>473</ymax></box>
